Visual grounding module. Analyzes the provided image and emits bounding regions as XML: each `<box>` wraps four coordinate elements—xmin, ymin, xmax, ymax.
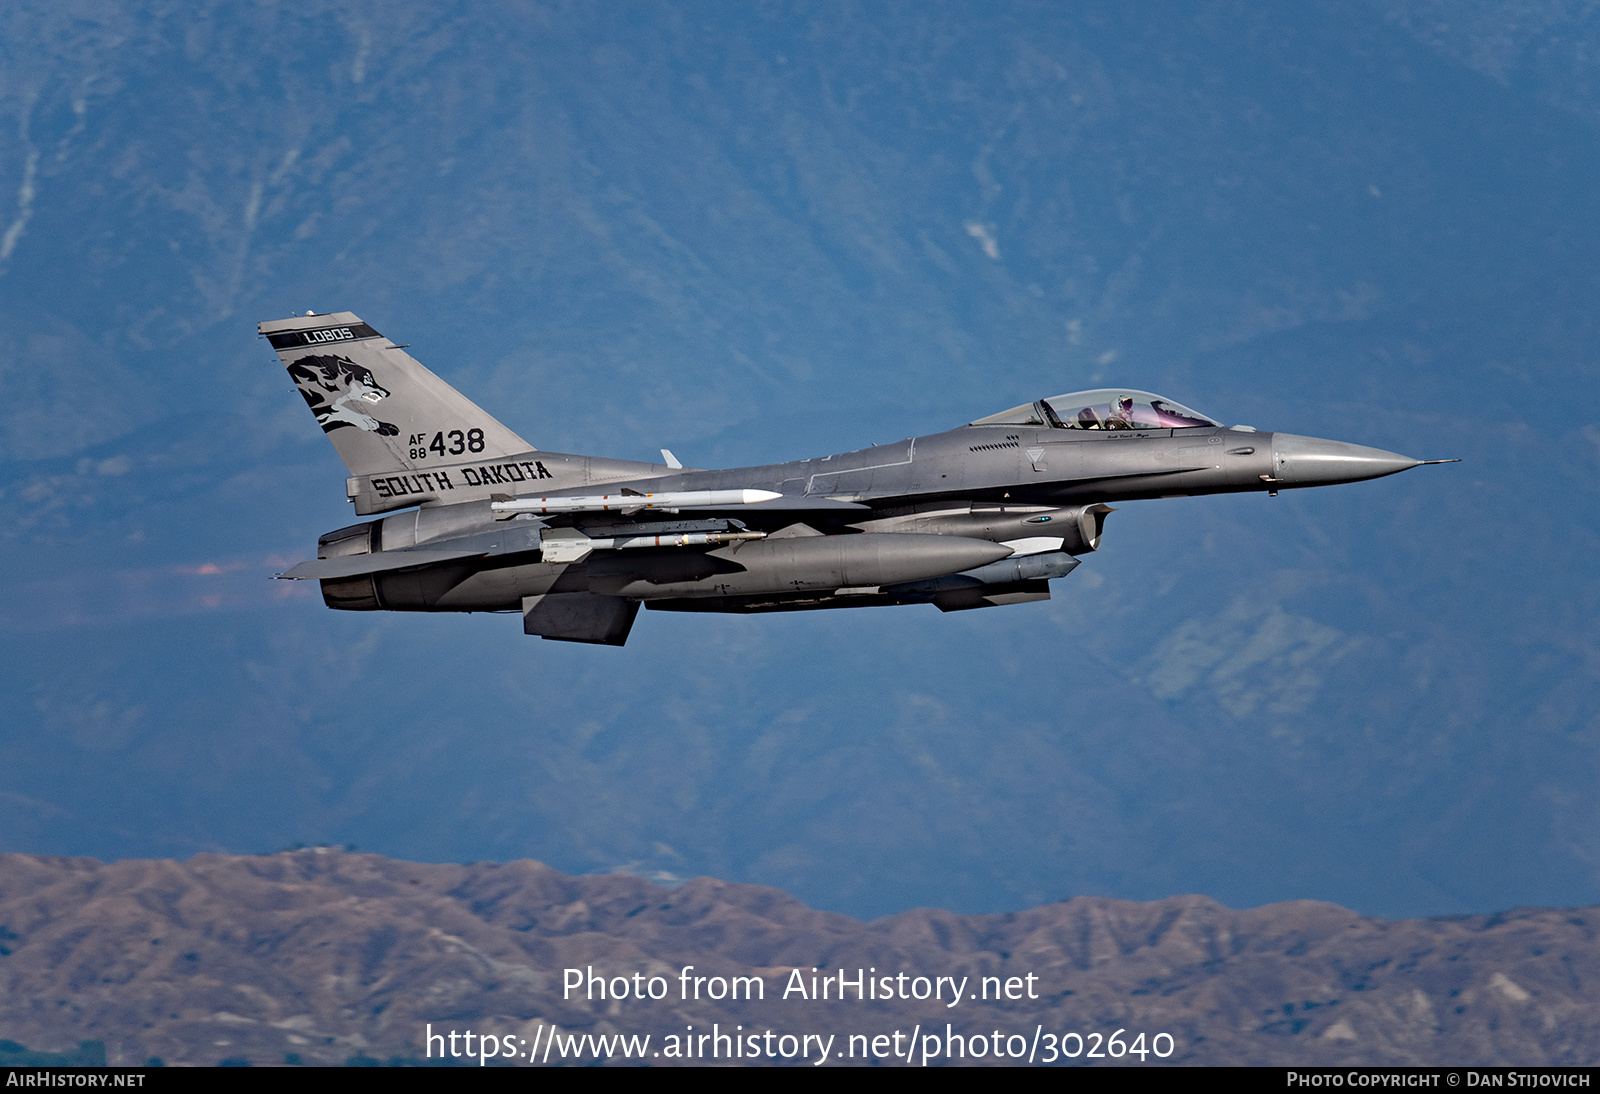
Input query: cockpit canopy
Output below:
<box><xmin>971</xmin><ymin>389</ymin><xmax>1220</xmax><ymax>431</ymax></box>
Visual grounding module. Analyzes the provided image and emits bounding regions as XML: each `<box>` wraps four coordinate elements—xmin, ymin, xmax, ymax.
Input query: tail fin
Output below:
<box><xmin>259</xmin><ymin>312</ymin><xmax>533</xmax><ymax>481</ymax></box>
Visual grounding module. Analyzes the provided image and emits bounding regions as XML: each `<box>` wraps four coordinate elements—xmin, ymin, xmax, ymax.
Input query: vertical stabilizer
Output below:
<box><xmin>259</xmin><ymin>312</ymin><xmax>533</xmax><ymax>481</ymax></box>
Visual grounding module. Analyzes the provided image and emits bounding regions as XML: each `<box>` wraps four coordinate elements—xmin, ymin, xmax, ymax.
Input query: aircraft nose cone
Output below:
<box><xmin>1270</xmin><ymin>433</ymin><xmax>1421</xmax><ymax>486</ymax></box>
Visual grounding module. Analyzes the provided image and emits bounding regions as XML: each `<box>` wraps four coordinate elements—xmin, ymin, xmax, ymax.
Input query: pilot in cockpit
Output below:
<box><xmin>1105</xmin><ymin>394</ymin><xmax>1137</xmax><ymax>429</ymax></box>
<box><xmin>972</xmin><ymin>390</ymin><xmax>1222</xmax><ymax>433</ymax></box>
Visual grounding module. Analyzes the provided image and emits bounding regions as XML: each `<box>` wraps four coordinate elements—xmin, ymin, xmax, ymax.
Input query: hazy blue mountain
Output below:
<box><xmin>0</xmin><ymin>1</ymin><xmax>1596</xmax><ymax>920</ymax></box>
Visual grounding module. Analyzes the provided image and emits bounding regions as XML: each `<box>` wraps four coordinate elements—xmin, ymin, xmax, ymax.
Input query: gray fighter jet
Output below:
<box><xmin>266</xmin><ymin>312</ymin><xmax>1454</xmax><ymax>645</ymax></box>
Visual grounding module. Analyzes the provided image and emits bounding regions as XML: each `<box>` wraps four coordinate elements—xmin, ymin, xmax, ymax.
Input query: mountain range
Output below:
<box><xmin>2</xmin><ymin>851</ymin><xmax>1596</xmax><ymax>1066</ymax></box>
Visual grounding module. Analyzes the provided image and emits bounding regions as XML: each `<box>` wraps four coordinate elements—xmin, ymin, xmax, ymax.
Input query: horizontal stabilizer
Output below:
<box><xmin>278</xmin><ymin>549</ymin><xmax>486</xmax><ymax>580</ymax></box>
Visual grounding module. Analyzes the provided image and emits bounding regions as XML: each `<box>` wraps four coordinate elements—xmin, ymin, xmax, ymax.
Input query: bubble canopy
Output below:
<box><xmin>970</xmin><ymin>389</ymin><xmax>1221</xmax><ymax>431</ymax></box>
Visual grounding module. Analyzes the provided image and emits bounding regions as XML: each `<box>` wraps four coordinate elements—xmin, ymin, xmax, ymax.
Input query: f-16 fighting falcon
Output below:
<box><xmin>266</xmin><ymin>312</ymin><xmax>1455</xmax><ymax>646</ymax></box>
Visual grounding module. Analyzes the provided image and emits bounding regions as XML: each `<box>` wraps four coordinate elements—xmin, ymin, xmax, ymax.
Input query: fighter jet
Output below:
<box><xmin>265</xmin><ymin>312</ymin><xmax>1454</xmax><ymax>646</ymax></box>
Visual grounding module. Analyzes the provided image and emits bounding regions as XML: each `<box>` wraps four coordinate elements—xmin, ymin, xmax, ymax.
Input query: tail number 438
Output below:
<box><xmin>409</xmin><ymin>429</ymin><xmax>485</xmax><ymax>460</ymax></box>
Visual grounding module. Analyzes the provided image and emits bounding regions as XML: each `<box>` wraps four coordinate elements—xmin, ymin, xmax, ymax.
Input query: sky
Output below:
<box><xmin>0</xmin><ymin>0</ymin><xmax>1597</xmax><ymax>921</ymax></box>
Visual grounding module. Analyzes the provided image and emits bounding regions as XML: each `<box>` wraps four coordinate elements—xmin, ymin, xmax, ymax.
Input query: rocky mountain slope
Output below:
<box><xmin>0</xmin><ymin>851</ymin><xmax>1594</xmax><ymax>1066</ymax></box>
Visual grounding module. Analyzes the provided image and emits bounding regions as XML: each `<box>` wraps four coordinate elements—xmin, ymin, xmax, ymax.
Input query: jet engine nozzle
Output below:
<box><xmin>1268</xmin><ymin>434</ymin><xmax>1422</xmax><ymax>488</ymax></box>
